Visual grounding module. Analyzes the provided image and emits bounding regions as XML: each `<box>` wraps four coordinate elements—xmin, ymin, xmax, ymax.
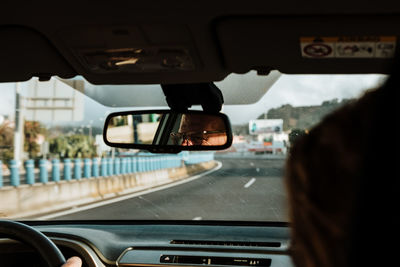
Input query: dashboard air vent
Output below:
<box><xmin>170</xmin><ymin>240</ymin><xmax>280</xmax><ymax>248</ymax></box>
<box><xmin>160</xmin><ymin>255</ymin><xmax>271</xmax><ymax>266</ymax></box>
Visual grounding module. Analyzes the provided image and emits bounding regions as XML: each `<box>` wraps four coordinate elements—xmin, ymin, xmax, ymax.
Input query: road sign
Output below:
<box><xmin>249</xmin><ymin>119</ymin><xmax>283</xmax><ymax>135</ymax></box>
<box><xmin>24</xmin><ymin>78</ymin><xmax>84</xmax><ymax>122</ymax></box>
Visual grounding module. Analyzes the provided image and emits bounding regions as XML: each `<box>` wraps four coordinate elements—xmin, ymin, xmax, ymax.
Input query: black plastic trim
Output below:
<box><xmin>102</xmin><ymin>109</ymin><xmax>233</xmax><ymax>152</ymax></box>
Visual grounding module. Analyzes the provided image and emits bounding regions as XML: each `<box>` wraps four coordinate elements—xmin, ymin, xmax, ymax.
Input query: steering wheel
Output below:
<box><xmin>0</xmin><ymin>220</ymin><xmax>66</xmax><ymax>267</ymax></box>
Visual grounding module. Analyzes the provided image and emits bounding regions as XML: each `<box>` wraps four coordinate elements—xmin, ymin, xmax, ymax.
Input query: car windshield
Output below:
<box><xmin>0</xmin><ymin>73</ymin><xmax>386</xmax><ymax>221</ymax></box>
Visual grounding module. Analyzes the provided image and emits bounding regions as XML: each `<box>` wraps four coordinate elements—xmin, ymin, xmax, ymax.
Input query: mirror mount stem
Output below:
<box><xmin>161</xmin><ymin>83</ymin><xmax>224</xmax><ymax>113</ymax></box>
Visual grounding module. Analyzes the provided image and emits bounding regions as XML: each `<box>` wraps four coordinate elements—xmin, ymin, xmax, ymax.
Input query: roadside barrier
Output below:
<box><xmin>92</xmin><ymin>158</ymin><xmax>99</xmax><ymax>177</ymax></box>
<box><xmin>74</xmin><ymin>159</ymin><xmax>81</xmax><ymax>180</ymax></box>
<box><xmin>52</xmin><ymin>159</ymin><xmax>60</xmax><ymax>182</ymax></box>
<box><xmin>39</xmin><ymin>159</ymin><xmax>48</xmax><ymax>184</ymax></box>
<box><xmin>9</xmin><ymin>160</ymin><xmax>19</xmax><ymax>187</ymax></box>
<box><xmin>64</xmin><ymin>159</ymin><xmax>72</xmax><ymax>181</ymax></box>
<box><xmin>83</xmin><ymin>158</ymin><xmax>91</xmax><ymax>178</ymax></box>
<box><xmin>25</xmin><ymin>160</ymin><xmax>35</xmax><ymax>185</ymax></box>
<box><xmin>0</xmin><ymin>152</ymin><xmax>214</xmax><ymax>188</ymax></box>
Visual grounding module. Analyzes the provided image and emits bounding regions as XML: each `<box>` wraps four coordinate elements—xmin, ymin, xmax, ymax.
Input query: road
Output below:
<box><xmin>52</xmin><ymin>158</ymin><xmax>288</xmax><ymax>222</ymax></box>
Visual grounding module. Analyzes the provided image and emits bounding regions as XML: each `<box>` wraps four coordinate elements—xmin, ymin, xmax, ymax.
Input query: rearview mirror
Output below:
<box><xmin>103</xmin><ymin>110</ymin><xmax>232</xmax><ymax>153</ymax></box>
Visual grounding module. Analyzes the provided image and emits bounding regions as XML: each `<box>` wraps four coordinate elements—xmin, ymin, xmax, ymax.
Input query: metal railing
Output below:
<box><xmin>0</xmin><ymin>152</ymin><xmax>214</xmax><ymax>188</ymax></box>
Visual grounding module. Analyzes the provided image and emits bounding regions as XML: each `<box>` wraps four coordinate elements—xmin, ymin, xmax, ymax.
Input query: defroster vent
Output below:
<box><xmin>170</xmin><ymin>240</ymin><xmax>281</xmax><ymax>248</ymax></box>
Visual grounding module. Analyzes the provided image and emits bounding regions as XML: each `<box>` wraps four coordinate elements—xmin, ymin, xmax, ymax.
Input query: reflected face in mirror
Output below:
<box><xmin>170</xmin><ymin>114</ymin><xmax>228</xmax><ymax>146</ymax></box>
<box><xmin>105</xmin><ymin>110</ymin><xmax>231</xmax><ymax>149</ymax></box>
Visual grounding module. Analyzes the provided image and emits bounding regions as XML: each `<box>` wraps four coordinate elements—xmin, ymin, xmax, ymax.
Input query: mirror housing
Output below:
<box><xmin>103</xmin><ymin>110</ymin><xmax>233</xmax><ymax>153</ymax></box>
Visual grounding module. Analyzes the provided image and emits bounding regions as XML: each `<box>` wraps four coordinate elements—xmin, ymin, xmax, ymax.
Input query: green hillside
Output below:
<box><xmin>261</xmin><ymin>98</ymin><xmax>353</xmax><ymax>131</ymax></box>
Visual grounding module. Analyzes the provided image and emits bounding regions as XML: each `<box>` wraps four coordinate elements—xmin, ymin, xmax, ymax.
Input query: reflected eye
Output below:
<box><xmin>170</xmin><ymin>132</ymin><xmax>207</xmax><ymax>145</ymax></box>
<box><xmin>171</xmin><ymin>131</ymin><xmax>208</xmax><ymax>146</ymax></box>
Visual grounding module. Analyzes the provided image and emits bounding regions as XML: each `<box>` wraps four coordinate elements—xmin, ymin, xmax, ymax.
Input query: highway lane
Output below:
<box><xmin>53</xmin><ymin>158</ymin><xmax>289</xmax><ymax>221</ymax></box>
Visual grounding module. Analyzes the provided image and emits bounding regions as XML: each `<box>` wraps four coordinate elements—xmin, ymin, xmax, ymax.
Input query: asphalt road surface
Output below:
<box><xmin>53</xmin><ymin>158</ymin><xmax>288</xmax><ymax>221</ymax></box>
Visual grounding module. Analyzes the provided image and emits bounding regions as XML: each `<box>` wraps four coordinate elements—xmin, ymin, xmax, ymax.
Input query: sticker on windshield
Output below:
<box><xmin>300</xmin><ymin>36</ymin><xmax>396</xmax><ymax>58</ymax></box>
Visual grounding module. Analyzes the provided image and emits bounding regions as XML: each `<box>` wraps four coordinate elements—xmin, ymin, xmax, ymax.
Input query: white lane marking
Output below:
<box><xmin>192</xmin><ymin>217</ymin><xmax>202</xmax><ymax>220</ymax></box>
<box><xmin>250</xmin><ymin>162</ymin><xmax>254</xmax><ymax>166</ymax></box>
<box><xmin>36</xmin><ymin>161</ymin><xmax>223</xmax><ymax>220</ymax></box>
<box><xmin>244</xmin><ymin>178</ymin><xmax>256</xmax><ymax>188</ymax></box>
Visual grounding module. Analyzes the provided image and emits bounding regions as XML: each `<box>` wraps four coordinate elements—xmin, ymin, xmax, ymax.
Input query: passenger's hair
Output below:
<box><xmin>285</xmin><ymin>76</ymin><xmax>396</xmax><ymax>267</ymax></box>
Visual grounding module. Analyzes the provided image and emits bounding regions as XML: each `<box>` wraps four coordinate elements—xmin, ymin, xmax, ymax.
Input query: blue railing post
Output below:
<box><xmin>74</xmin><ymin>159</ymin><xmax>82</xmax><ymax>180</ymax></box>
<box><xmin>151</xmin><ymin>157</ymin><xmax>155</xmax><ymax>171</ymax></box>
<box><xmin>51</xmin><ymin>159</ymin><xmax>60</xmax><ymax>182</ymax></box>
<box><xmin>92</xmin><ymin>158</ymin><xmax>99</xmax><ymax>177</ymax></box>
<box><xmin>153</xmin><ymin>157</ymin><xmax>157</xmax><ymax>170</ymax></box>
<box><xmin>158</xmin><ymin>156</ymin><xmax>162</xmax><ymax>170</ymax></box>
<box><xmin>162</xmin><ymin>156</ymin><xmax>166</xmax><ymax>169</ymax></box>
<box><xmin>124</xmin><ymin>158</ymin><xmax>128</xmax><ymax>174</ymax></box>
<box><xmin>141</xmin><ymin>157</ymin><xmax>146</xmax><ymax>172</ymax></box>
<box><xmin>108</xmin><ymin>158</ymin><xmax>114</xmax><ymax>176</ymax></box>
<box><xmin>83</xmin><ymin>158</ymin><xmax>91</xmax><ymax>178</ymax></box>
<box><xmin>39</xmin><ymin>159</ymin><xmax>48</xmax><ymax>184</ymax></box>
<box><xmin>143</xmin><ymin>157</ymin><xmax>147</xmax><ymax>172</ymax></box>
<box><xmin>63</xmin><ymin>159</ymin><xmax>71</xmax><ymax>181</ymax></box>
<box><xmin>145</xmin><ymin>157</ymin><xmax>150</xmax><ymax>172</ymax></box>
<box><xmin>131</xmin><ymin>157</ymin><xmax>137</xmax><ymax>173</ymax></box>
<box><xmin>114</xmin><ymin>158</ymin><xmax>120</xmax><ymax>175</ymax></box>
<box><xmin>25</xmin><ymin>159</ymin><xmax>35</xmax><ymax>185</ymax></box>
<box><xmin>142</xmin><ymin>157</ymin><xmax>146</xmax><ymax>172</ymax></box>
<box><xmin>126</xmin><ymin>157</ymin><xmax>131</xmax><ymax>173</ymax></box>
<box><xmin>172</xmin><ymin>156</ymin><xmax>176</xmax><ymax>168</ymax></box>
<box><xmin>121</xmin><ymin>158</ymin><xmax>127</xmax><ymax>174</ymax></box>
<box><xmin>148</xmin><ymin>157</ymin><xmax>152</xmax><ymax>171</ymax></box>
<box><xmin>137</xmin><ymin>157</ymin><xmax>142</xmax><ymax>172</ymax></box>
<box><xmin>172</xmin><ymin>155</ymin><xmax>176</xmax><ymax>168</ymax></box>
<box><xmin>100</xmin><ymin>158</ymin><xmax>107</xmax><ymax>176</ymax></box>
<box><xmin>9</xmin><ymin>160</ymin><xmax>20</xmax><ymax>186</ymax></box>
<box><xmin>0</xmin><ymin>160</ymin><xmax>3</xmax><ymax>187</ymax></box>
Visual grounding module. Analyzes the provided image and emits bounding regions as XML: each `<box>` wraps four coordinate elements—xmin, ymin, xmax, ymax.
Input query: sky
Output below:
<box><xmin>0</xmin><ymin>73</ymin><xmax>386</xmax><ymax>126</ymax></box>
<box><xmin>222</xmin><ymin>73</ymin><xmax>386</xmax><ymax>124</ymax></box>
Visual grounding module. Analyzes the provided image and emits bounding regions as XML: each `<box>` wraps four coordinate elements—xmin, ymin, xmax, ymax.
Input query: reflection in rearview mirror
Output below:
<box><xmin>107</xmin><ymin>113</ymin><xmax>161</xmax><ymax>144</ymax></box>
<box><xmin>104</xmin><ymin>110</ymin><xmax>232</xmax><ymax>151</ymax></box>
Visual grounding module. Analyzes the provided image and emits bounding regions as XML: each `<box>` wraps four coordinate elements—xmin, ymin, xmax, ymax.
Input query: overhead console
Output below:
<box><xmin>117</xmin><ymin>248</ymin><xmax>293</xmax><ymax>267</ymax></box>
<box><xmin>59</xmin><ymin>25</ymin><xmax>198</xmax><ymax>74</ymax></box>
<box><xmin>215</xmin><ymin>15</ymin><xmax>400</xmax><ymax>74</ymax></box>
<box><xmin>57</xmin><ymin>24</ymin><xmax>228</xmax><ymax>84</ymax></box>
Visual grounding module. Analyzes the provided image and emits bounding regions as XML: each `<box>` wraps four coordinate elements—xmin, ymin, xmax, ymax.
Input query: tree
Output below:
<box><xmin>24</xmin><ymin>121</ymin><xmax>47</xmax><ymax>159</ymax></box>
<box><xmin>50</xmin><ymin>134</ymin><xmax>96</xmax><ymax>159</ymax></box>
<box><xmin>0</xmin><ymin>121</ymin><xmax>14</xmax><ymax>163</ymax></box>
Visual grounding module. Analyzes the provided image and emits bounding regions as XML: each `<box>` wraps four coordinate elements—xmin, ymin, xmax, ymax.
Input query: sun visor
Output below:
<box><xmin>0</xmin><ymin>26</ymin><xmax>76</xmax><ymax>82</ymax></box>
<box><xmin>80</xmin><ymin>70</ymin><xmax>281</xmax><ymax>107</ymax></box>
<box><xmin>215</xmin><ymin>16</ymin><xmax>400</xmax><ymax>74</ymax></box>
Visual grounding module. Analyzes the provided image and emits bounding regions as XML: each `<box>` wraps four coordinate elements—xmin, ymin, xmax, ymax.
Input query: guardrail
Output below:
<box><xmin>0</xmin><ymin>152</ymin><xmax>214</xmax><ymax>188</ymax></box>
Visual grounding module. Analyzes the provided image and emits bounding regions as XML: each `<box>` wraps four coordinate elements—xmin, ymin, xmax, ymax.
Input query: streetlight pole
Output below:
<box><xmin>14</xmin><ymin>82</ymin><xmax>24</xmax><ymax>163</ymax></box>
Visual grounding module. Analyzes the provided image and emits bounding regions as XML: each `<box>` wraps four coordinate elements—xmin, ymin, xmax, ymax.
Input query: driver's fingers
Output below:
<box><xmin>62</xmin><ymin>256</ymin><xmax>82</xmax><ymax>267</ymax></box>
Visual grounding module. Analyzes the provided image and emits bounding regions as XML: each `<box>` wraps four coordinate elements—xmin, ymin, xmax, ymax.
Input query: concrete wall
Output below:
<box><xmin>0</xmin><ymin>161</ymin><xmax>217</xmax><ymax>219</ymax></box>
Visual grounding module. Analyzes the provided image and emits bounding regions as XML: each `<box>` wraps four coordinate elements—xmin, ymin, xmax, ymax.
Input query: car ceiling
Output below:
<box><xmin>1</xmin><ymin>1</ymin><xmax>400</xmax><ymax>85</ymax></box>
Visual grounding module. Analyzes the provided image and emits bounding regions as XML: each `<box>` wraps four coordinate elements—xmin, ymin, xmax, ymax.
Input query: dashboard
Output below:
<box><xmin>0</xmin><ymin>222</ymin><xmax>293</xmax><ymax>267</ymax></box>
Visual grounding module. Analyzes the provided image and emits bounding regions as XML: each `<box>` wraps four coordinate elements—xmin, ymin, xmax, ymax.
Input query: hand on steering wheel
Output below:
<box><xmin>0</xmin><ymin>220</ymin><xmax>81</xmax><ymax>267</ymax></box>
<box><xmin>62</xmin><ymin>256</ymin><xmax>82</xmax><ymax>267</ymax></box>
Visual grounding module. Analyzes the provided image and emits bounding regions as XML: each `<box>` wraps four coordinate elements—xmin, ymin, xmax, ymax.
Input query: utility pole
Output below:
<box><xmin>13</xmin><ymin>82</ymin><xmax>24</xmax><ymax>163</ymax></box>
